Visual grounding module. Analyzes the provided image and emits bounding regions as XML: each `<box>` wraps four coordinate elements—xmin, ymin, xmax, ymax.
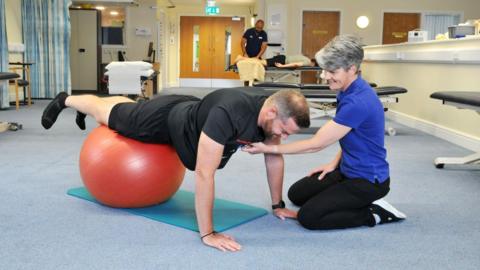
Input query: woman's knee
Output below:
<box><xmin>287</xmin><ymin>181</ymin><xmax>305</xmax><ymax>206</ymax></box>
<box><xmin>287</xmin><ymin>174</ymin><xmax>319</xmax><ymax>206</ymax></box>
<box><xmin>297</xmin><ymin>207</ymin><xmax>320</xmax><ymax>230</ymax></box>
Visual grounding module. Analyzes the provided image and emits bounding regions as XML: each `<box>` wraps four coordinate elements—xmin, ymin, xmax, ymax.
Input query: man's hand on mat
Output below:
<box><xmin>202</xmin><ymin>233</ymin><xmax>242</xmax><ymax>252</ymax></box>
<box><xmin>274</xmin><ymin>208</ymin><xmax>297</xmax><ymax>220</ymax></box>
<box><xmin>242</xmin><ymin>142</ymin><xmax>271</xmax><ymax>154</ymax></box>
<box><xmin>309</xmin><ymin>163</ymin><xmax>336</xmax><ymax>180</ymax></box>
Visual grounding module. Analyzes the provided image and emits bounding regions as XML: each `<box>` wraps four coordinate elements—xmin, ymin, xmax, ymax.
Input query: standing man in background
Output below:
<box><xmin>241</xmin><ymin>19</ymin><xmax>268</xmax><ymax>59</ymax></box>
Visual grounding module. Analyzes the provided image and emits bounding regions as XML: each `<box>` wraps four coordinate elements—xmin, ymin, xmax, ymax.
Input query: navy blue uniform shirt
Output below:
<box><xmin>243</xmin><ymin>28</ymin><xmax>268</xmax><ymax>57</ymax></box>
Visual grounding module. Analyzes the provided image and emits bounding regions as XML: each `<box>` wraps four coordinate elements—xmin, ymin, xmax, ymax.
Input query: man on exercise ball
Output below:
<box><xmin>41</xmin><ymin>87</ymin><xmax>310</xmax><ymax>252</ymax></box>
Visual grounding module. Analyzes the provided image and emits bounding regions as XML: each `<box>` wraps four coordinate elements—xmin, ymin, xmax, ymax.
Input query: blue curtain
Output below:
<box><xmin>0</xmin><ymin>0</ymin><xmax>10</xmax><ymax>108</ymax></box>
<box><xmin>424</xmin><ymin>14</ymin><xmax>461</xmax><ymax>40</ymax></box>
<box><xmin>22</xmin><ymin>0</ymin><xmax>71</xmax><ymax>98</ymax></box>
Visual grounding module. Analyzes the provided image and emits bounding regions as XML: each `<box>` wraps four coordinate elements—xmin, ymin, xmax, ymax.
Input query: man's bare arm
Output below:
<box><xmin>241</xmin><ymin>38</ymin><xmax>247</xmax><ymax>56</ymax></box>
<box><xmin>263</xmin><ymin>136</ymin><xmax>297</xmax><ymax>220</ymax></box>
<box><xmin>195</xmin><ymin>132</ymin><xmax>241</xmax><ymax>252</ymax></box>
<box><xmin>257</xmin><ymin>42</ymin><xmax>268</xmax><ymax>58</ymax></box>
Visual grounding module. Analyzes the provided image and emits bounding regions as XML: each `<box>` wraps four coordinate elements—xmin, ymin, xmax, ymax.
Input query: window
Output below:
<box><xmin>423</xmin><ymin>13</ymin><xmax>461</xmax><ymax>40</ymax></box>
<box><xmin>99</xmin><ymin>6</ymin><xmax>126</xmax><ymax>46</ymax></box>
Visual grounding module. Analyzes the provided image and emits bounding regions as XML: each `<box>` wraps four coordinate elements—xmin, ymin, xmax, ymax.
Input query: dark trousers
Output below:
<box><xmin>288</xmin><ymin>169</ymin><xmax>390</xmax><ymax>230</ymax></box>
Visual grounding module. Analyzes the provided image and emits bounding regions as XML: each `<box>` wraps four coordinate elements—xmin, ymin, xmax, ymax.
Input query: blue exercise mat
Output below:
<box><xmin>67</xmin><ymin>187</ymin><xmax>268</xmax><ymax>232</ymax></box>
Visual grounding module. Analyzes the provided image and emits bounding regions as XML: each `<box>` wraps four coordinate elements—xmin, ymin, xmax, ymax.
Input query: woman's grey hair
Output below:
<box><xmin>315</xmin><ymin>35</ymin><xmax>364</xmax><ymax>72</ymax></box>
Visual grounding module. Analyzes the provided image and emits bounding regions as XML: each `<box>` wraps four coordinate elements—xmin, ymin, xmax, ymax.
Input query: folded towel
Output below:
<box><xmin>108</xmin><ymin>70</ymin><xmax>144</xmax><ymax>95</ymax></box>
<box><xmin>105</xmin><ymin>61</ymin><xmax>153</xmax><ymax>71</ymax></box>
<box><xmin>105</xmin><ymin>69</ymin><xmax>154</xmax><ymax>77</ymax></box>
<box><xmin>236</xmin><ymin>58</ymin><xmax>265</xmax><ymax>85</ymax></box>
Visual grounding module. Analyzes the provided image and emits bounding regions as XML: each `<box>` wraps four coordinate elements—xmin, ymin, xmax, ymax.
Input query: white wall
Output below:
<box><xmin>362</xmin><ymin>38</ymin><xmax>480</xmax><ymax>151</ymax></box>
<box><xmin>263</xmin><ymin>0</ymin><xmax>480</xmax><ymax>55</ymax></box>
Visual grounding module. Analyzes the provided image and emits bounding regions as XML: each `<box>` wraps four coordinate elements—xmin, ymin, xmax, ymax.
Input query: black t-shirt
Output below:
<box><xmin>243</xmin><ymin>28</ymin><xmax>268</xmax><ymax>57</ymax></box>
<box><xmin>168</xmin><ymin>88</ymin><xmax>267</xmax><ymax>171</ymax></box>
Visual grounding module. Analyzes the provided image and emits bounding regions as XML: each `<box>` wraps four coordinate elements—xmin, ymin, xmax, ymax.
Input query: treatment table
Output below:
<box><xmin>264</xmin><ymin>66</ymin><xmax>323</xmax><ymax>83</ymax></box>
<box><xmin>430</xmin><ymin>91</ymin><xmax>480</xmax><ymax>168</ymax></box>
<box><xmin>254</xmin><ymin>82</ymin><xmax>406</xmax><ymax>136</ymax></box>
<box><xmin>0</xmin><ymin>72</ymin><xmax>22</xmax><ymax>132</ymax></box>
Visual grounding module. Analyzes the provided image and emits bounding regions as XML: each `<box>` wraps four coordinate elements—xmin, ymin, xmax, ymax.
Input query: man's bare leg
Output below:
<box><xmin>70</xmin><ymin>96</ymin><xmax>134</xmax><ymax>129</ymax></box>
<box><xmin>67</xmin><ymin>95</ymin><xmax>133</xmax><ymax>126</ymax></box>
<box><xmin>41</xmin><ymin>92</ymin><xmax>134</xmax><ymax>129</ymax></box>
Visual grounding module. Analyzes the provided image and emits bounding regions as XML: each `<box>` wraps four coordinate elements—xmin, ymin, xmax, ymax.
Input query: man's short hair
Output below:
<box><xmin>267</xmin><ymin>90</ymin><xmax>310</xmax><ymax>128</ymax></box>
<box><xmin>315</xmin><ymin>34</ymin><xmax>364</xmax><ymax>72</ymax></box>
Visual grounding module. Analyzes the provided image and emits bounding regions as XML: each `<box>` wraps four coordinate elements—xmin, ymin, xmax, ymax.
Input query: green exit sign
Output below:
<box><xmin>205</xmin><ymin>6</ymin><xmax>219</xmax><ymax>15</ymax></box>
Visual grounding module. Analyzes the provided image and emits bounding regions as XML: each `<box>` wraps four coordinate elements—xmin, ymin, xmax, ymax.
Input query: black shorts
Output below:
<box><xmin>266</xmin><ymin>55</ymin><xmax>286</xmax><ymax>67</ymax></box>
<box><xmin>108</xmin><ymin>95</ymin><xmax>199</xmax><ymax>144</ymax></box>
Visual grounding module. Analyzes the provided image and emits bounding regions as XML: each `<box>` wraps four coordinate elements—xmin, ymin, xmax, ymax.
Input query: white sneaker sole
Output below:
<box><xmin>373</xmin><ymin>199</ymin><xmax>407</xmax><ymax>219</ymax></box>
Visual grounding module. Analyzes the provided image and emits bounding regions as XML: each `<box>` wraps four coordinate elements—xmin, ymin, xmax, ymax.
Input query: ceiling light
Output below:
<box><xmin>356</xmin><ymin>16</ymin><xmax>369</xmax><ymax>29</ymax></box>
<box><xmin>110</xmin><ymin>11</ymin><xmax>119</xmax><ymax>16</ymax></box>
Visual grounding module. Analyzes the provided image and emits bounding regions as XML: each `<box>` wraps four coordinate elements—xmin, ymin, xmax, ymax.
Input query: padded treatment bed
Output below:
<box><xmin>254</xmin><ymin>82</ymin><xmax>378</xmax><ymax>89</ymax></box>
<box><xmin>430</xmin><ymin>91</ymin><xmax>480</xmax><ymax>168</ymax></box>
<box><xmin>0</xmin><ymin>72</ymin><xmax>21</xmax><ymax>131</ymax></box>
<box><xmin>255</xmin><ymin>83</ymin><xmax>407</xmax><ymax>136</ymax></box>
<box><xmin>229</xmin><ymin>65</ymin><xmax>323</xmax><ymax>83</ymax></box>
<box><xmin>264</xmin><ymin>66</ymin><xmax>323</xmax><ymax>83</ymax></box>
<box><xmin>0</xmin><ymin>72</ymin><xmax>20</xmax><ymax>81</ymax></box>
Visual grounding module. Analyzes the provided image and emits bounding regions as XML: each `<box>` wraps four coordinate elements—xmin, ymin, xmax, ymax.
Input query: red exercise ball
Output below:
<box><xmin>79</xmin><ymin>125</ymin><xmax>185</xmax><ymax>208</ymax></box>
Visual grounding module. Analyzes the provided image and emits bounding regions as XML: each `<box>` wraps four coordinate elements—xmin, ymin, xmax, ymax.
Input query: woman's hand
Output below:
<box><xmin>241</xmin><ymin>142</ymin><xmax>273</xmax><ymax>154</ymax></box>
<box><xmin>308</xmin><ymin>163</ymin><xmax>336</xmax><ymax>180</ymax></box>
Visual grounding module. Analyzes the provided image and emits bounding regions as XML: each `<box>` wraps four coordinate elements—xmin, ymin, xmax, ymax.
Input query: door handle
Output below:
<box><xmin>79</xmin><ymin>48</ymin><xmax>86</xmax><ymax>53</ymax></box>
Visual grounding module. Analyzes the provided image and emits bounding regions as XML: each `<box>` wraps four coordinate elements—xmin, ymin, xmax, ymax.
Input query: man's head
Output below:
<box><xmin>255</xmin><ymin>19</ymin><xmax>264</xmax><ymax>31</ymax></box>
<box><xmin>259</xmin><ymin>90</ymin><xmax>310</xmax><ymax>140</ymax></box>
<box><xmin>315</xmin><ymin>35</ymin><xmax>364</xmax><ymax>91</ymax></box>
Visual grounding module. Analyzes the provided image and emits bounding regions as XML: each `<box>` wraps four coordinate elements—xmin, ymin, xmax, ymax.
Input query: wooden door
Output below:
<box><xmin>383</xmin><ymin>12</ymin><xmax>420</xmax><ymax>44</ymax></box>
<box><xmin>70</xmin><ymin>9</ymin><xmax>99</xmax><ymax>91</ymax></box>
<box><xmin>302</xmin><ymin>11</ymin><xmax>340</xmax><ymax>83</ymax></box>
<box><xmin>211</xmin><ymin>17</ymin><xmax>244</xmax><ymax>79</ymax></box>
<box><xmin>180</xmin><ymin>16</ymin><xmax>213</xmax><ymax>79</ymax></box>
<box><xmin>180</xmin><ymin>16</ymin><xmax>242</xmax><ymax>80</ymax></box>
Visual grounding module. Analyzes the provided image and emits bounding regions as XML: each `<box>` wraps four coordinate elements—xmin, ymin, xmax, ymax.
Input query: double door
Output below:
<box><xmin>180</xmin><ymin>16</ymin><xmax>244</xmax><ymax>84</ymax></box>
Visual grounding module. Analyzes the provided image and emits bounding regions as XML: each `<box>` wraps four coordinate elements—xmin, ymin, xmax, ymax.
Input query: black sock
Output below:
<box><xmin>76</xmin><ymin>111</ymin><xmax>86</xmax><ymax>130</ymax></box>
<box><xmin>58</xmin><ymin>92</ymin><xmax>67</xmax><ymax>107</ymax></box>
<box><xmin>41</xmin><ymin>92</ymin><xmax>69</xmax><ymax>130</ymax></box>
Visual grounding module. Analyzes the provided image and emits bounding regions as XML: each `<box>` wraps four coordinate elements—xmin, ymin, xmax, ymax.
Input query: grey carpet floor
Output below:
<box><xmin>0</xmin><ymin>91</ymin><xmax>479</xmax><ymax>270</ymax></box>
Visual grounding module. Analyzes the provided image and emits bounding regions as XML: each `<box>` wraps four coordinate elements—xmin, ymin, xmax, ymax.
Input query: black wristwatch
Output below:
<box><xmin>272</xmin><ymin>200</ymin><xmax>285</xmax><ymax>210</ymax></box>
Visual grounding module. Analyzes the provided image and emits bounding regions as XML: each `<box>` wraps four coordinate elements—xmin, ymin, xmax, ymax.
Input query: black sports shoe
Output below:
<box><xmin>76</xmin><ymin>111</ymin><xmax>86</xmax><ymax>130</ymax></box>
<box><xmin>370</xmin><ymin>199</ymin><xmax>406</xmax><ymax>224</ymax></box>
<box><xmin>41</xmin><ymin>92</ymin><xmax>68</xmax><ymax>129</ymax></box>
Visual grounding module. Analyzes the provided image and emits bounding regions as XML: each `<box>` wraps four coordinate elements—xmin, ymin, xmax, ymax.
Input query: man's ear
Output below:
<box><xmin>265</xmin><ymin>105</ymin><xmax>278</xmax><ymax>120</ymax></box>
